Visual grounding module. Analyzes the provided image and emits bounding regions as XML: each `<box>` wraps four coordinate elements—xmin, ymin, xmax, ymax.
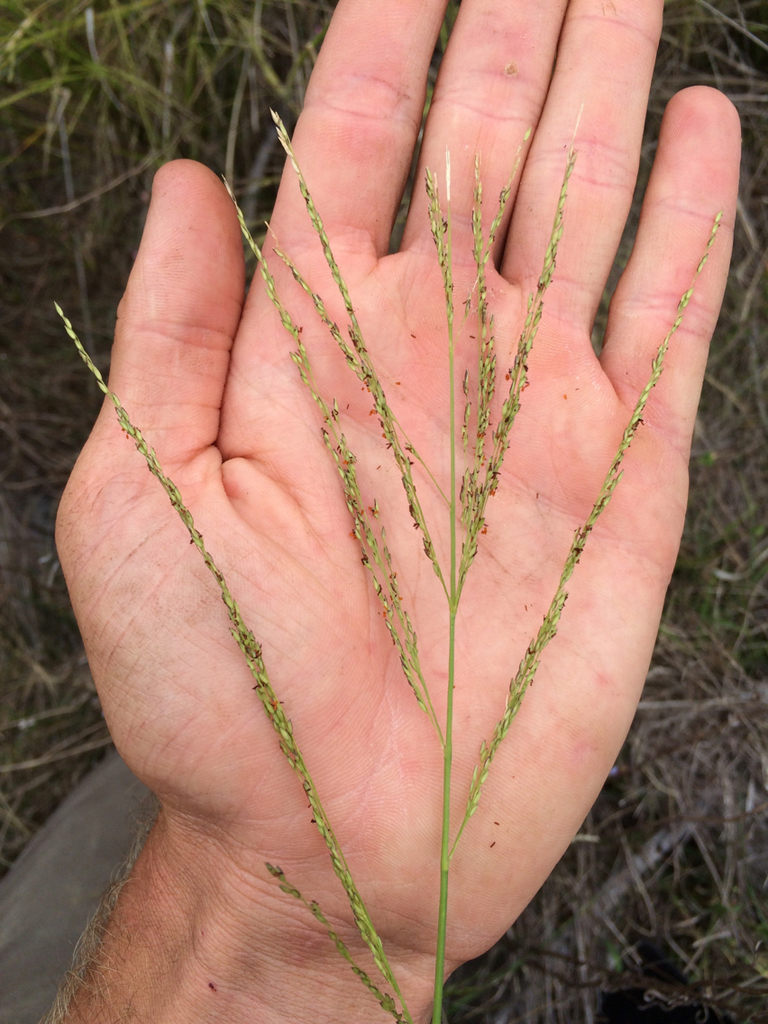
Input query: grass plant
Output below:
<box><xmin>58</xmin><ymin>108</ymin><xmax>719</xmax><ymax>1019</ymax></box>
<box><xmin>3</xmin><ymin>1</ymin><xmax>768</xmax><ymax>1020</ymax></box>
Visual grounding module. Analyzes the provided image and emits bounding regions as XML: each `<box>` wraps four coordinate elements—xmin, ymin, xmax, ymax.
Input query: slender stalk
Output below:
<box><xmin>433</xmin><ymin>608</ymin><xmax>456</xmax><ymax>1024</ymax></box>
<box><xmin>431</xmin><ymin>151</ymin><xmax>458</xmax><ymax>1024</ymax></box>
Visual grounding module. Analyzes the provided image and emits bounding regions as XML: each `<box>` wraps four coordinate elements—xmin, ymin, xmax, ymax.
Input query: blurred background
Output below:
<box><xmin>0</xmin><ymin>1</ymin><xmax>766</xmax><ymax>1020</ymax></box>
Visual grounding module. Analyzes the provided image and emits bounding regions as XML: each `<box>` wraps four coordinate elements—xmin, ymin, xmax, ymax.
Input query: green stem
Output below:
<box><xmin>433</xmin><ymin>608</ymin><xmax>456</xmax><ymax>1023</ymax></box>
<box><xmin>432</xmin><ymin>154</ymin><xmax>457</xmax><ymax>1024</ymax></box>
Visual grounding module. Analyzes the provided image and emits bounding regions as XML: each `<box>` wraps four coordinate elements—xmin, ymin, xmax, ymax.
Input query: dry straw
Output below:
<box><xmin>57</xmin><ymin>112</ymin><xmax>720</xmax><ymax>1023</ymax></box>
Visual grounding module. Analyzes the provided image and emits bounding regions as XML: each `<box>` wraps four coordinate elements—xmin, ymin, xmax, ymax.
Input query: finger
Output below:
<box><xmin>601</xmin><ymin>87</ymin><xmax>741</xmax><ymax>453</ymax></box>
<box><xmin>500</xmin><ymin>0</ymin><xmax>663</xmax><ymax>330</ymax></box>
<box><xmin>400</xmin><ymin>0</ymin><xmax>566</xmax><ymax>259</ymax></box>
<box><xmin>268</xmin><ymin>0</ymin><xmax>447</xmax><ymax>259</ymax></box>
<box><xmin>104</xmin><ymin>160</ymin><xmax>245</xmax><ymax>465</ymax></box>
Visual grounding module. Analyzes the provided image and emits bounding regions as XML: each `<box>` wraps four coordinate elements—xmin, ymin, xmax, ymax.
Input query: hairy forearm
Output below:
<box><xmin>41</xmin><ymin>793</ymin><xmax>158</xmax><ymax>1024</ymax></box>
<box><xmin>43</xmin><ymin>808</ymin><xmax>434</xmax><ymax>1024</ymax></box>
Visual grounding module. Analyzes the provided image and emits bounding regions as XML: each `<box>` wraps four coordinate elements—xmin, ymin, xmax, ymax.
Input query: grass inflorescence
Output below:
<box><xmin>59</xmin><ymin>110</ymin><xmax>720</xmax><ymax>1021</ymax></box>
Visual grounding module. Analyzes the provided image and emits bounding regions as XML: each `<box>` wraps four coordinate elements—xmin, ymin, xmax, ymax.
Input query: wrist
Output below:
<box><xmin>60</xmin><ymin>807</ymin><xmax>435</xmax><ymax>1024</ymax></box>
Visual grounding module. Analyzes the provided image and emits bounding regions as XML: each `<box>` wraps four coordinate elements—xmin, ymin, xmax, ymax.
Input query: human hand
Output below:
<box><xmin>55</xmin><ymin>1</ymin><xmax>740</xmax><ymax>1021</ymax></box>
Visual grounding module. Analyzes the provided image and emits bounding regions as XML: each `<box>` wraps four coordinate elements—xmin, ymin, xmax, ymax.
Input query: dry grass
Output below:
<box><xmin>0</xmin><ymin>1</ymin><xmax>766</xmax><ymax>1020</ymax></box>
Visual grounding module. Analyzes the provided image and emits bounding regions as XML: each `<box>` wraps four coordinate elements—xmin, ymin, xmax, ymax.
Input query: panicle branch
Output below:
<box><xmin>458</xmin><ymin>142</ymin><xmax>527</xmax><ymax>584</ymax></box>
<box><xmin>223</xmin><ymin>180</ymin><xmax>441</xmax><ymax>737</ymax></box>
<box><xmin>271</xmin><ymin>112</ymin><xmax>447</xmax><ymax>594</ymax></box>
<box><xmin>266</xmin><ymin>865</ymin><xmax>409</xmax><ymax>1023</ymax></box>
<box><xmin>55</xmin><ymin>302</ymin><xmax>412</xmax><ymax>1023</ymax></box>
<box><xmin>452</xmin><ymin>208</ymin><xmax>723</xmax><ymax>850</ymax></box>
<box><xmin>459</xmin><ymin>144</ymin><xmax>576</xmax><ymax>593</ymax></box>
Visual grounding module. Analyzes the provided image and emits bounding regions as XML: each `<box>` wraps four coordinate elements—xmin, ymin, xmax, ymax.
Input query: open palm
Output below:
<box><xmin>56</xmin><ymin>0</ymin><xmax>739</xmax><ymax>1017</ymax></box>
